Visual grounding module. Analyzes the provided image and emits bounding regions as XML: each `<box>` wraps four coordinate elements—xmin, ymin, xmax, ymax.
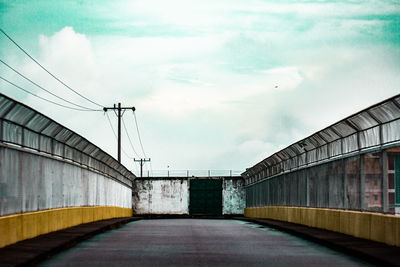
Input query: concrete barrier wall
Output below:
<box><xmin>133</xmin><ymin>177</ymin><xmax>245</xmax><ymax>215</ymax></box>
<box><xmin>134</xmin><ymin>179</ymin><xmax>189</xmax><ymax>214</ymax></box>
<box><xmin>244</xmin><ymin>206</ymin><xmax>400</xmax><ymax>247</ymax></box>
<box><xmin>0</xmin><ymin>146</ymin><xmax>132</xmax><ymax>216</ymax></box>
<box><xmin>0</xmin><ymin>145</ymin><xmax>133</xmax><ymax>247</ymax></box>
<box><xmin>223</xmin><ymin>178</ymin><xmax>246</xmax><ymax>215</ymax></box>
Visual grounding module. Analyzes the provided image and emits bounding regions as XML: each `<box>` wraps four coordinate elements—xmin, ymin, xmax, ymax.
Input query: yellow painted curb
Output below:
<box><xmin>245</xmin><ymin>206</ymin><xmax>400</xmax><ymax>247</ymax></box>
<box><xmin>0</xmin><ymin>206</ymin><xmax>132</xmax><ymax>248</ymax></box>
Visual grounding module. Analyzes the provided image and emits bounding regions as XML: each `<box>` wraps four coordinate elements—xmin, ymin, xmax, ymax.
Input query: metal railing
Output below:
<box><xmin>135</xmin><ymin>170</ymin><xmax>243</xmax><ymax>178</ymax></box>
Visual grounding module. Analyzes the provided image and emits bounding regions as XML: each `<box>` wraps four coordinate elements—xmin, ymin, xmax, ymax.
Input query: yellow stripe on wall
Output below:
<box><xmin>244</xmin><ymin>206</ymin><xmax>400</xmax><ymax>247</ymax></box>
<box><xmin>0</xmin><ymin>206</ymin><xmax>132</xmax><ymax>248</ymax></box>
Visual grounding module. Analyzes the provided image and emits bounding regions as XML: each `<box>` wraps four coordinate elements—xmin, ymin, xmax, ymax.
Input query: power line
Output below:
<box><xmin>105</xmin><ymin>112</ymin><xmax>118</xmax><ymax>139</ymax></box>
<box><xmin>105</xmin><ymin>112</ymin><xmax>139</xmax><ymax>174</ymax></box>
<box><xmin>105</xmin><ymin>112</ymin><xmax>136</xmax><ymax>161</ymax></box>
<box><xmin>0</xmin><ymin>28</ymin><xmax>103</xmax><ymax>108</ymax></box>
<box><xmin>149</xmin><ymin>161</ymin><xmax>154</xmax><ymax>177</ymax></box>
<box><xmin>122</xmin><ymin>116</ymin><xmax>141</xmax><ymax>158</ymax></box>
<box><xmin>103</xmin><ymin>103</ymin><xmax>135</xmax><ymax>162</ymax></box>
<box><xmin>0</xmin><ymin>59</ymin><xmax>99</xmax><ymax>111</ymax></box>
<box><xmin>133</xmin><ymin>111</ymin><xmax>147</xmax><ymax>158</ymax></box>
<box><xmin>0</xmin><ymin>75</ymin><xmax>100</xmax><ymax>111</ymax></box>
<box><xmin>132</xmin><ymin>110</ymin><xmax>152</xmax><ymax>176</ymax></box>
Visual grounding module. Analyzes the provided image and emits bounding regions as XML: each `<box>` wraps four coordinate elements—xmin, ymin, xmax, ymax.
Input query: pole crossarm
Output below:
<box><xmin>103</xmin><ymin>103</ymin><xmax>136</xmax><ymax>162</ymax></box>
<box><xmin>134</xmin><ymin>158</ymin><xmax>151</xmax><ymax>177</ymax></box>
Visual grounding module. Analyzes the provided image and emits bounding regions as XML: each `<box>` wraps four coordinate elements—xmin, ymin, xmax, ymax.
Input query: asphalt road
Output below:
<box><xmin>40</xmin><ymin>219</ymin><xmax>372</xmax><ymax>267</ymax></box>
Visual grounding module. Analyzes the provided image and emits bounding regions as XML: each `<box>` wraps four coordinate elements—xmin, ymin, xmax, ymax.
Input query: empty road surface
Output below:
<box><xmin>41</xmin><ymin>219</ymin><xmax>371</xmax><ymax>266</ymax></box>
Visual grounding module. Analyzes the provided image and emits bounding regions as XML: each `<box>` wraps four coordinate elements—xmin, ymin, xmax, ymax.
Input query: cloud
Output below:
<box><xmin>1</xmin><ymin>0</ymin><xmax>399</xmax><ymax>173</ymax></box>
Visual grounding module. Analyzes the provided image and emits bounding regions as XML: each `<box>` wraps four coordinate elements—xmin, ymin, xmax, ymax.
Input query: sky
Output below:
<box><xmin>0</xmin><ymin>0</ymin><xmax>399</xmax><ymax>176</ymax></box>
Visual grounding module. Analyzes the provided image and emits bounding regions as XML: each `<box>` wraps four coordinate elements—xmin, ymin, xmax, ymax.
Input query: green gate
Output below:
<box><xmin>189</xmin><ymin>179</ymin><xmax>222</xmax><ymax>215</ymax></box>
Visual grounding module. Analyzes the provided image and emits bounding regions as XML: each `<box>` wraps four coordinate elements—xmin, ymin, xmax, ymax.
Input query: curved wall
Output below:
<box><xmin>0</xmin><ymin>94</ymin><xmax>135</xmax><ymax>248</ymax></box>
<box><xmin>0</xmin><ymin>145</ymin><xmax>131</xmax><ymax>216</ymax></box>
<box><xmin>0</xmin><ymin>144</ymin><xmax>132</xmax><ymax>248</ymax></box>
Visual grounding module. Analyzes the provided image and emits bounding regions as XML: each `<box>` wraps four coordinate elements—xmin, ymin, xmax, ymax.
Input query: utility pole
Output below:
<box><xmin>103</xmin><ymin>103</ymin><xmax>135</xmax><ymax>162</ymax></box>
<box><xmin>134</xmin><ymin>158</ymin><xmax>151</xmax><ymax>177</ymax></box>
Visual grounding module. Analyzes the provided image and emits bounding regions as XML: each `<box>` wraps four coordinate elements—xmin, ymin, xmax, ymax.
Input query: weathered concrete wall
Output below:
<box><xmin>133</xmin><ymin>177</ymin><xmax>245</xmax><ymax>215</ymax></box>
<box><xmin>223</xmin><ymin>177</ymin><xmax>246</xmax><ymax>215</ymax></box>
<box><xmin>0</xmin><ymin>145</ymin><xmax>132</xmax><ymax>216</ymax></box>
<box><xmin>133</xmin><ymin>178</ymin><xmax>188</xmax><ymax>214</ymax></box>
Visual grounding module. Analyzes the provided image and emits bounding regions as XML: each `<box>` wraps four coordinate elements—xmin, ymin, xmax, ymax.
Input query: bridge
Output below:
<box><xmin>1</xmin><ymin>92</ymin><xmax>400</xmax><ymax>266</ymax></box>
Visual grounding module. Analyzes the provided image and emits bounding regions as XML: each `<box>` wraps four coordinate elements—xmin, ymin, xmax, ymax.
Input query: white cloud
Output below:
<box><xmin>37</xmin><ymin>27</ymin><xmax>98</xmax><ymax>92</ymax></box>
<box><xmin>1</xmin><ymin>0</ymin><xmax>399</xmax><ymax>173</ymax></box>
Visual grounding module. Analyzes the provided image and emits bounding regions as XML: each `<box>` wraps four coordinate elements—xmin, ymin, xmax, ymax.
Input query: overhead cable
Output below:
<box><xmin>149</xmin><ymin>161</ymin><xmax>154</xmax><ymax>177</ymax></box>
<box><xmin>122</xmin><ymin>116</ymin><xmax>141</xmax><ymax>158</ymax></box>
<box><xmin>105</xmin><ymin>112</ymin><xmax>136</xmax><ymax>161</ymax></box>
<box><xmin>132</xmin><ymin>111</ymin><xmax>152</xmax><ymax>176</ymax></box>
<box><xmin>133</xmin><ymin>111</ymin><xmax>147</xmax><ymax>158</ymax></box>
<box><xmin>0</xmin><ymin>75</ymin><xmax>100</xmax><ymax>111</ymax></box>
<box><xmin>0</xmin><ymin>28</ymin><xmax>103</xmax><ymax>108</ymax></box>
<box><xmin>0</xmin><ymin>59</ymin><xmax>99</xmax><ymax>111</ymax></box>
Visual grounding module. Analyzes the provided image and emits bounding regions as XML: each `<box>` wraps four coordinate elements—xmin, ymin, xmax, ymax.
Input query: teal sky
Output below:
<box><xmin>0</xmin><ymin>0</ymin><xmax>399</xmax><ymax>174</ymax></box>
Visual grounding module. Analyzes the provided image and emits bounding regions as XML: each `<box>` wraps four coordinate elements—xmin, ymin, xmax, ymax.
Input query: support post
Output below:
<box><xmin>382</xmin><ymin>150</ymin><xmax>388</xmax><ymax>212</ymax></box>
<box><xmin>360</xmin><ymin>154</ymin><xmax>366</xmax><ymax>210</ymax></box>
<box><xmin>306</xmin><ymin>173</ymin><xmax>310</xmax><ymax>207</ymax></box>
<box><xmin>343</xmin><ymin>158</ymin><xmax>349</xmax><ymax>209</ymax></box>
<box><xmin>117</xmin><ymin>103</ymin><xmax>121</xmax><ymax>162</ymax></box>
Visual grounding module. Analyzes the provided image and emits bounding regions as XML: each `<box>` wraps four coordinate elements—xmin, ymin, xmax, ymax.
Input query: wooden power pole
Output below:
<box><xmin>103</xmin><ymin>103</ymin><xmax>135</xmax><ymax>162</ymax></box>
<box><xmin>134</xmin><ymin>158</ymin><xmax>151</xmax><ymax>177</ymax></box>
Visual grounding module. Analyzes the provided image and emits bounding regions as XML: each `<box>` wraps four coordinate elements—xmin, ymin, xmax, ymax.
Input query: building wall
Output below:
<box><xmin>133</xmin><ymin>178</ymin><xmax>189</xmax><ymax>214</ymax></box>
<box><xmin>133</xmin><ymin>177</ymin><xmax>245</xmax><ymax>215</ymax></box>
<box><xmin>222</xmin><ymin>177</ymin><xmax>246</xmax><ymax>214</ymax></box>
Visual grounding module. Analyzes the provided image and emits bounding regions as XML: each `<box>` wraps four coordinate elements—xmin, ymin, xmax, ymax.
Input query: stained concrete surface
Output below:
<box><xmin>0</xmin><ymin>146</ymin><xmax>132</xmax><ymax>217</ymax></box>
<box><xmin>133</xmin><ymin>178</ymin><xmax>245</xmax><ymax>215</ymax></box>
<box><xmin>40</xmin><ymin>219</ymin><xmax>371</xmax><ymax>267</ymax></box>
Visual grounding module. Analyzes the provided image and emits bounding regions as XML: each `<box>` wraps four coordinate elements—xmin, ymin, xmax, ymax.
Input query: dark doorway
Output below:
<box><xmin>189</xmin><ymin>179</ymin><xmax>222</xmax><ymax>215</ymax></box>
